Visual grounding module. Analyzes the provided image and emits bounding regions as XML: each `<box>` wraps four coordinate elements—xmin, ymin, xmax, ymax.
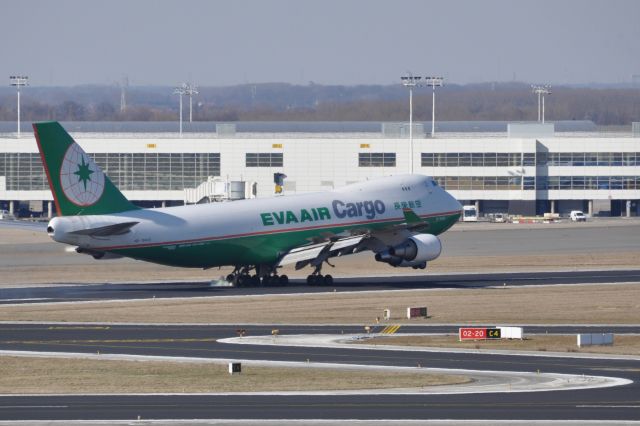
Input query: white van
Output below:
<box><xmin>0</xmin><ymin>210</ymin><xmax>16</xmax><ymax>220</ymax></box>
<box><xmin>570</xmin><ymin>210</ymin><xmax>587</xmax><ymax>222</ymax></box>
<box><xmin>492</xmin><ymin>213</ymin><xmax>506</xmax><ymax>223</ymax></box>
<box><xmin>462</xmin><ymin>205</ymin><xmax>478</xmax><ymax>222</ymax></box>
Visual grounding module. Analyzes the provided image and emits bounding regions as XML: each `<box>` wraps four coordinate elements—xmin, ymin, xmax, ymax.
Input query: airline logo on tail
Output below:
<box><xmin>59</xmin><ymin>143</ymin><xmax>105</xmax><ymax>206</ymax></box>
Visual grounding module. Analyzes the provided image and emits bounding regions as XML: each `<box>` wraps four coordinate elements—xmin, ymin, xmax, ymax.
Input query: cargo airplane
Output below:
<box><xmin>32</xmin><ymin>122</ymin><xmax>462</xmax><ymax>286</ymax></box>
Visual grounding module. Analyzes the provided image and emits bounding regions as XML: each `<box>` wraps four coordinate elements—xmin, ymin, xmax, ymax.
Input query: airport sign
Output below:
<box><xmin>459</xmin><ymin>327</ymin><xmax>501</xmax><ymax>341</ymax></box>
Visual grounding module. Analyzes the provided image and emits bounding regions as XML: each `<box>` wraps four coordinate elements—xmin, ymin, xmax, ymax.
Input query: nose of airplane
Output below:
<box><xmin>443</xmin><ymin>188</ymin><xmax>463</xmax><ymax>213</ymax></box>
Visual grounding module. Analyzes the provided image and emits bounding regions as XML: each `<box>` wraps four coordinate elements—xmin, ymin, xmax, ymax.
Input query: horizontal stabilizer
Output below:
<box><xmin>69</xmin><ymin>221</ymin><xmax>139</xmax><ymax>237</ymax></box>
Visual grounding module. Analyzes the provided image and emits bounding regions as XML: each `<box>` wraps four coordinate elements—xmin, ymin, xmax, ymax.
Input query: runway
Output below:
<box><xmin>2</xmin><ymin>269</ymin><xmax>640</xmax><ymax>304</ymax></box>
<box><xmin>0</xmin><ymin>323</ymin><xmax>639</xmax><ymax>421</ymax></box>
<box><xmin>1</xmin><ymin>265</ymin><xmax>639</xmax><ymax>421</ymax></box>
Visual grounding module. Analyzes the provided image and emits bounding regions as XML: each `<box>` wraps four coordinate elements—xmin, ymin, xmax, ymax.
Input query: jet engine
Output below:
<box><xmin>375</xmin><ymin>234</ymin><xmax>442</xmax><ymax>268</ymax></box>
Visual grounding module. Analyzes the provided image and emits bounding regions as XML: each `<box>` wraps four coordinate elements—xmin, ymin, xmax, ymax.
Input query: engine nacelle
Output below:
<box><xmin>375</xmin><ymin>234</ymin><xmax>442</xmax><ymax>267</ymax></box>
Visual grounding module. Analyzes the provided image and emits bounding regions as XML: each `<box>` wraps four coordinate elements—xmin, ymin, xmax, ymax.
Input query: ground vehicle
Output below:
<box><xmin>570</xmin><ymin>210</ymin><xmax>587</xmax><ymax>222</ymax></box>
<box><xmin>0</xmin><ymin>210</ymin><xmax>16</xmax><ymax>220</ymax></box>
<box><xmin>491</xmin><ymin>213</ymin><xmax>506</xmax><ymax>223</ymax></box>
<box><xmin>462</xmin><ymin>205</ymin><xmax>478</xmax><ymax>222</ymax></box>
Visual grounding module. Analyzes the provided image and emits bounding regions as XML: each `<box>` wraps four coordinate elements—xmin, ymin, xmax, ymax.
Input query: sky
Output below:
<box><xmin>1</xmin><ymin>0</ymin><xmax>639</xmax><ymax>87</ymax></box>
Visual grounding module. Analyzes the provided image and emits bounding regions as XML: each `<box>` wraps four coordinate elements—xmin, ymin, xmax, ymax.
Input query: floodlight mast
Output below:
<box><xmin>424</xmin><ymin>77</ymin><xmax>444</xmax><ymax>137</ymax></box>
<box><xmin>120</xmin><ymin>76</ymin><xmax>128</xmax><ymax>113</ymax></box>
<box><xmin>531</xmin><ymin>85</ymin><xmax>551</xmax><ymax>123</ymax></box>
<box><xmin>10</xmin><ymin>76</ymin><xmax>28</xmax><ymax>138</ymax></box>
<box><xmin>185</xmin><ymin>83</ymin><xmax>199</xmax><ymax>123</ymax></box>
<box><xmin>174</xmin><ymin>83</ymin><xmax>188</xmax><ymax>136</ymax></box>
<box><xmin>401</xmin><ymin>75</ymin><xmax>422</xmax><ymax>174</ymax></box>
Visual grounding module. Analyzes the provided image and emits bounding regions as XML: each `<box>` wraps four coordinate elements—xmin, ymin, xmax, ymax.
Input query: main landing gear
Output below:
<box><xmin>305</xmin><ymin>262</ymin><xmax>333</xmax><ymax>286</ymax></box>
<box><xmin>225</xmin><ymin>265</ymin><xmax>289</xmax><ymax>287</ymax></box>
<box><xmin>306</xmin><ymin>273</ymin><xmax>333</xmax><ymax>286</ymax></box>
<box><xmin>224</xmin><ymin>262</ymin><xmax>334</xmax><ymax>287</ymax></box>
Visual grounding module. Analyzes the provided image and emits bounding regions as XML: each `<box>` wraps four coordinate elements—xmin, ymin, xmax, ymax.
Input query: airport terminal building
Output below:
<box><xmin>0</xmin><ymin>121</ymin><xmax>639</xmax><ymax>218</ymax></box>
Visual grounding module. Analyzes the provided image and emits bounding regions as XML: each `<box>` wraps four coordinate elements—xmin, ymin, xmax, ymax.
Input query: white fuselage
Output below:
<box><xmin>48</xmin><ymin>174</ymin><xmax>462</xmax><ymax>267</ymax></box>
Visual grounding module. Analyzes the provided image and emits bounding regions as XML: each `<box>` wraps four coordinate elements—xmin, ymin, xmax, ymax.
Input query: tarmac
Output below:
<box><xmin>1</xmin><ymin>269</ymin><xmax>640</xmax><ymax>304</ymax></box>
<box><xmin>1</xmin><ymin>218</ymin><xmax>639</xmax><ymax>423</ymax></box>
<box><xmin>0</xmin><ymin>323</ymin><xmax>639</xmax><ymax>421</ymax></box>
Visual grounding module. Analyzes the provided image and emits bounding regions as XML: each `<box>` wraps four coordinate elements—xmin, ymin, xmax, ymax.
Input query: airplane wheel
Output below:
<box><xmin>279</xmin><ymin>275</ymin><xmax>289</xmax><ymax>285</ymax></box>
<box><xmin>306</xmin><ymin>275</ymin><xmax>315</xmax><ymax>285</ymax></box>
<box><xmin>236</xmin><ymin>275</ymin><xmax>247</xmax><ymax>287</ymax></box>
<box><xmin>261</xmin><ymin>276</ymin><xmax>271</xmax><ymax>286</ymax></box>
<box><xmin>226</xmin><ymin>274</ymin><xmax>235</xmax><ymax>283</ymax></box>
<box><xmin>252</xmin><ymin>275</ymin><xmax>261</xmax><ymax>286</ymax></box>
<box><xmin>324</xmin><ymin>274</ymin><xmax>333</xmax><ymax>286</ymax></box>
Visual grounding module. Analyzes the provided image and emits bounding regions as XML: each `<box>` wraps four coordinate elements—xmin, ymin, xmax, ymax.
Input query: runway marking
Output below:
<box><xmin>2</xmin><ymin>279</ymin><xmax>639</xmax><ymax>307</ymax></box>
<box><xmin>577</xmin><ymin>404</ymin><xmax>640</xmax><ymax>408</ymax></box>
<box><xmin>2</xmin><ymin>337</ymin><xmax>218</xmax><ymax>344</ymax></box>
<box><xmin>4</xmin><ymin>336</ymin><xmax>630</xmax><ymax>370</ymax></box>
<box><xmin>4</xmin><ymin>333</ymin><xmax>632</xmax><ymax>375</ymax></box>
<box><xmin>48</xmin><ymin>326</ymin><xmax>110</xmax><ymax>330</ymax></box>
<box><xmin>0</xmin><ymin>405</ymin><xmax>68</xmax><ymax>409</ymax></box>
<box><xmin>380</xmin><ymin>325</ymin><xmax>401</xmax><ymax>334</ymax></box>
<box><xmin>1</xmin><ymin>349</ymin><xmax>632</xmax><ymax>396</ymax></box>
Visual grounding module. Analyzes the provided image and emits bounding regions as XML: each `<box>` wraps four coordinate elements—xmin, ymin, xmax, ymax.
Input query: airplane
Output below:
<box><xmin>31</xmin><ymin>121</ymin><xmax>462</xmax><ymax>286</ymax></box>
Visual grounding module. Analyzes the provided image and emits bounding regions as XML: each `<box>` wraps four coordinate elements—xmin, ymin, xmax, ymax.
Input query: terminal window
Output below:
<box><xmin>89</xmin><ymin>153</ymin><xmax>221</xmax><ymax>191</ymax></box>
<box><xmin>0</xmin><ymin>153</ymin><xmax>47</xmax><ymax>190</ymax></box>
<box><xmin>536</xmin><ymin>152</ymin><xmax>639</xmax><ymax>167</ymax></box>
<box><xmin>359</xmin><ymin>152</ymin><xmax>396</xmax><ymax>167</ymax></box>
<box><xmin>421</xmin><ymin>152</ymin><xmax>530</xmax><ymax>167</ymax></box>
<box><xmin>246</xmin><ymin>153</ymin><xmax>284</xmax><ymax>168</ymax></box>
<box><xmin>1</xmin><ymin>151</ymin><xmax>221</xmax><ymax>191</ymax></box>
<box><xmin>536</xmin><ymin>176</ymin><xmax>640</xmax><ymax>190</ymax></box>
<box><xmin>434</xmin><ymin>175</ymin><xmax>532</xmax><ymax>190</ymax></box>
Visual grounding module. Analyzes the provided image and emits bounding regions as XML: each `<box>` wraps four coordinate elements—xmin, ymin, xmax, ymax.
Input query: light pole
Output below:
<box><xmin>401</xmin><ymin>75</ymin><xmax>422</xmax><ymax>174</ymax></box>
<box><xmin>531</xmin><ymin>85</ymin><xmax>551</xmax><ymax>123</ymax></box>
<box><xmin>10</xmin><ymin>76</ymin><xmax>28</xmax><ymax>138</ymax></box>
<box><xmin>185</xmin><ymin>83</ymin><xmax>198</xmax><ymax>123</ymax></box>
<box><xmin>424</xmin><ymin>77</ymin><xmax>443</xmax><ymax>137</ymax></box>
<box><xmin>174</xmin><ymin>83</ymin><xmax>187</xmax><ymax>136</ymax></box>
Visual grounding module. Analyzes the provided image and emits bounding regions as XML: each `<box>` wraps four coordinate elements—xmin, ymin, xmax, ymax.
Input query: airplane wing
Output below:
<box><xmin>277</xmin><ymin>234</ymin><xmax>366</xmax><ymax>270</ymax></box>
<box><xmin>276</xmin><ymin>208</ymin><xmax>431</xmax><ymax>270</ymax></box>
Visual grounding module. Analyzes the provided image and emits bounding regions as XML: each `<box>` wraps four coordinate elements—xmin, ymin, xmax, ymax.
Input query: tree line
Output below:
<box><xmin>0</xmin><ymin>83</ymin><xmax>638</xmax><ymax>125</ymax></box>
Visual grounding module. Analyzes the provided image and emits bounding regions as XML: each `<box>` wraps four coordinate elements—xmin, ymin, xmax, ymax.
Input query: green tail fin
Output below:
<box><xmin>33</xmin><ymin>121</ymin><xmax>139</xmax><ymax>216</ymax></box>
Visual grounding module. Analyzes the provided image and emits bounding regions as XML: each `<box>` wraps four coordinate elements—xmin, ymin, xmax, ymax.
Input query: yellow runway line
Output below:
<box><xmin>380</xmin><ymin>325</ymin><xmax>401</xmax><ymax>334</ymax></box>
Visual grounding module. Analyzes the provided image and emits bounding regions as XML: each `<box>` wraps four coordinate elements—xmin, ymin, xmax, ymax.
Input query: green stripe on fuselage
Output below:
<box><xmin>108</xmin><ymin>212</ymin><xmax>461</xmax><ymax>268</ymax></box>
